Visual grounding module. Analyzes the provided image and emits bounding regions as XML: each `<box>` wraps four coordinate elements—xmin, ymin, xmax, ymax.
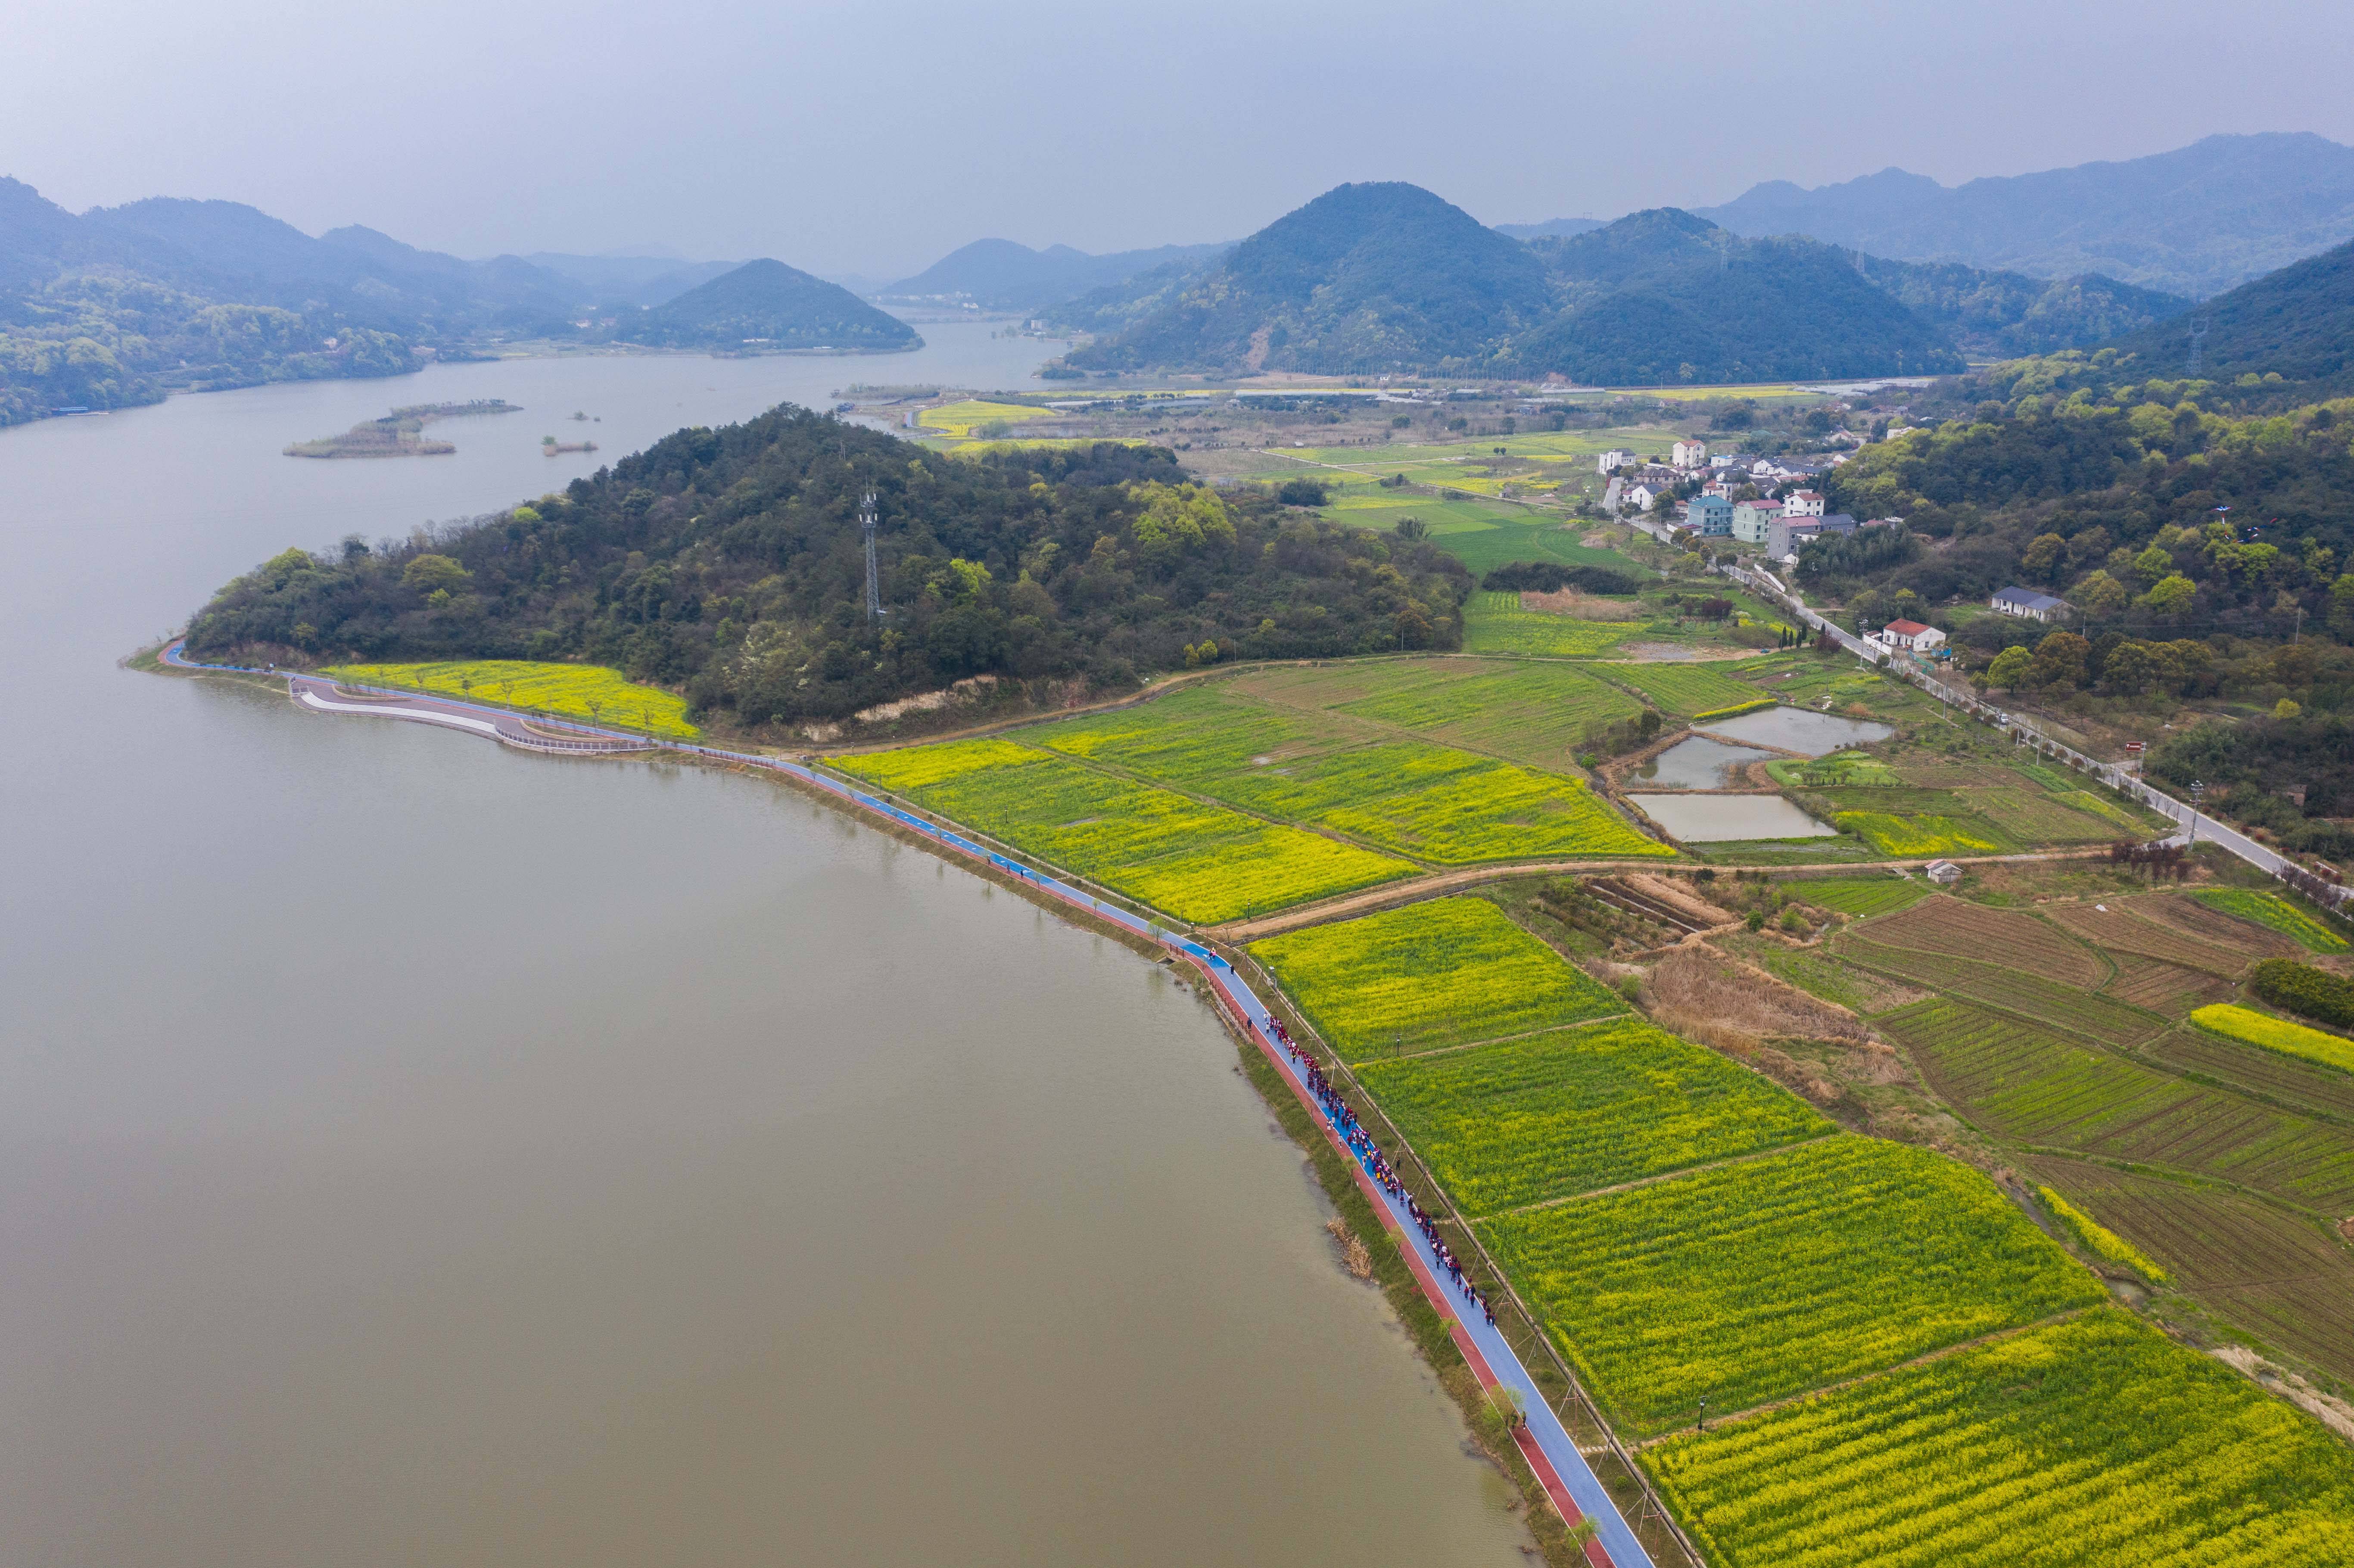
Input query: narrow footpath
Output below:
<box><xmin>163</xmin><ymin>641</ymin><xmax>1653</xmax><ymax>1568</ymax></box>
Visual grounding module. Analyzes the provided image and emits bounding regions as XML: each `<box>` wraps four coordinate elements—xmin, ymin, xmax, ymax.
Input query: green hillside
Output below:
<box><xmin>2099</xmin><ymin>236</ymin><xmax>2354</xmax><ymax>389</ymax></box>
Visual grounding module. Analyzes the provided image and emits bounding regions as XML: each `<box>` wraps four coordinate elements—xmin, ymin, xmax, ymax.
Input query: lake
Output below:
<box><xmin>0</xmin><ymin>324</ymin><xmax>1532</xmax><ymax>1567</ymax></box>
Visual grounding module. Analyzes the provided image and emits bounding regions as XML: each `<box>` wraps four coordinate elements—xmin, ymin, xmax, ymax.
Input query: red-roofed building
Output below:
<box><xmin>1879</xmin><ymin>618</ymin><xmax>1946</xmax><ymax>652</ymax></box>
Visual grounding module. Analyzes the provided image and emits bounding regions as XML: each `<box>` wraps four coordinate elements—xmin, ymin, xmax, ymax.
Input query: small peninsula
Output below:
<box><xmin>283</xmin><ymin>400</ymin><xmax>520</xmax><ymax>458</ymax></box>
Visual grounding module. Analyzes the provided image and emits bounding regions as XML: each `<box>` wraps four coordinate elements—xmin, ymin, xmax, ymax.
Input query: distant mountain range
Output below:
<box><xmin>1046</xmin><ymin>185</ymin><xmax>2190</xmax><ymax>382</ymax></box>
<box><xmin>1683</xmin><ymin>133</ymin><xmax>2354</xmax><ymax>299</ymax></box>
<box><xmin>0</xmin><ymin>178</ymin><xmax>908</xmax><ymax>424</ymax></box>
<box><xmin>879</xmin><ymin>238</ymin><xmax>1231</xmax><ymax>311</ymax></box>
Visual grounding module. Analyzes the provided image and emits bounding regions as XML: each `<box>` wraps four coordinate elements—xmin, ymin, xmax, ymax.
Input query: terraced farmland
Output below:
<box><xmin>2192</xmin><ymin>888</ymin><xmax>2351</xmax><ymax>954</ymax></box>
<box><xmin>1480</xmin><ymin>1136</ymin><xmax>2102</xmax><ymax>1438</ymax></box>
<box><xmin>1784</xmin><ymin>875</ymin><xmax>1932</xmax><ymax>919</ymax></box>
<box><xmin>1879</xmin><ymin>999</ymin><xmax>2354</xmax><ymax>1214</ymax></box>
<box><xmin>1462</xmin><ymin>591</ymin><xmax>1641</xmax><ymax>656</ymax></box>
<box><xmin>1326</xmin><ymin>662</ymin><xmax>1641</xmax><ymax>771</ymax></box>
<box><xmin>2137</xmin><ymin>892</ymin><xmax>2300</xmax><ymax>957</ymax></box>
<box><xmin>2046</xmin><ymin>898</ymin><xmax>2258</xmax><ymax>977</ymax></box>
<box><xmin>1592</xmin><ymin>661</ymin><xmax>1762</xmax><ymax>717</ymax></box>
<box><xmin>2029</xmin><ymin>1160</ymin><xmax>2354</xmax><ymax>1384</ymax></box>
<box><xmin>1253</xmin><ymin>898</ymin><xmax>1625</xmax><ymax>1061</ymax></box>
<box><xmin>832</xmin><ymin>738</ymin><xmax>1414</xmax><ymax>922</ymax></box>
<box><xmin>1033</xmin><ymin>687</ymin><xmax>1666</xmax><ymax>863</ymax></box>
<box><xmin>1858</xmin><ymin>897</ymin><xmax>2107</xmax><ymax>988</ymax></box>
<box><xmin>1641</xmin><ymin>1309</ymin><xmax>2354</xmax><ymax>1568</ymax></box>
<box><xmin>1354</xmin><ymin>1019</ymin><xmax>1832</xmax><ymax>1216</ymax></box>
<box><xmin>2144</xmin><ymin>1026</ymin><xmax>2354</xmax><ymax>1123</ymax></box>
<box><xmin>2101</xmin><ymin>955</ymin><xmax>2228</xmax><ymax>1017</ymax></box>
<box><xmin>1839</xmin><ymin>936</ymin><xmax>2158</xmax><ymax>1043</ymax></box>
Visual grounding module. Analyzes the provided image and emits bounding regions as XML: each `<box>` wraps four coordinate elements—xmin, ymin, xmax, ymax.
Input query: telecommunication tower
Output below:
<box><xmin>860</xmin><ymin>491</ymin><xmax>882</xmax><ymax>619</ymax></box>
<box><xmin>2186</xmin><ymin>316</ymin><xmax>2209</xmax><ymax>376</ymax></box>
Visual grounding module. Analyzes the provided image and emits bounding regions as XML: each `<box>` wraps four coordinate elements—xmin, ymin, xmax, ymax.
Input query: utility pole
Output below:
<box><xmin>860</xmin><ymin>491</ymin><xmax>882</xmax><ymax>622</ymax></box>
<box><xmin>2187</xmin><ymin>780</ymin><xmax>2204</xmax><ymax>850</ymax></box>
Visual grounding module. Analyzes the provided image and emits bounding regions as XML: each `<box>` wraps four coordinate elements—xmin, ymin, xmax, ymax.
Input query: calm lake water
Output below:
<box><xmin>0</xmin><ymin>324</ymin><xmax>1532</xmax><ymax>1567</ymax></box>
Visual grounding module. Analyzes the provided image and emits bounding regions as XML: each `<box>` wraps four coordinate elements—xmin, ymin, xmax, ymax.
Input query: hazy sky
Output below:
<box><xmin>7</xmin><ymin>0</ymin><xmax>2352</xmax><ymax>280</ymax></box>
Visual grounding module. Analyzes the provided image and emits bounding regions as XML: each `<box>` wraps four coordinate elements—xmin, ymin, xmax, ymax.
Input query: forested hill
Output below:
<box><xmin>613</xmin><ymin>259</ymin><xmax>919</xmax><ymax>351</ymax></box>
<box><xmin>1062</xmin><ymin>183</ymin><xmax>1554</xmax><ymax>376</ymax></box>
<box><xmin>2097</xmin><ymin>236</ymin><xmax>2354</xmax><ymax>391</ymax></box>
<box><xmin>185</xmin><ymin>407</ymin><xmax>1470</xmax><ymax>732</ymax></box>
<box><xmin>1049</xmin><ymin>190</ymin><xmax>2163</xmax><ymax>382</ymax></box>
<box><xmin>1506</xmin><ymin>210</ymin><xmax>1962</xmax><ymax>383</ymax></box>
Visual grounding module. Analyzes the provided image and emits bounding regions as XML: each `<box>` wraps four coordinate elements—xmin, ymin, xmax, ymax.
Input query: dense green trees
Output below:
<box><xmin>187</xmin><ymin>406</ymin><xmax>1471</xmax><ymax>730</ymax></box>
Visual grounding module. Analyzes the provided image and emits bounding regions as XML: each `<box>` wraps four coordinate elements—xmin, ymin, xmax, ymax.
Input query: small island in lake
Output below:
<box><xmin>283</xmin><ymin>400</ymin><xmax>520</xmax><ymax>459</ymax></box>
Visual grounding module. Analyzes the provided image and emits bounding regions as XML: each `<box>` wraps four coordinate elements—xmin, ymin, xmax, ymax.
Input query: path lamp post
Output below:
<box><xmin>1697</xmin><ymin>1397</ymin><xmax>1708</xmax><ymax>1433</ymax></box>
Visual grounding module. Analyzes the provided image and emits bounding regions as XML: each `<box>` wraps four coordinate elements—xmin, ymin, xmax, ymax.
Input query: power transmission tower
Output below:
<box><xmin>860</xmin><ymin>491</ymin><xmax>882</xmax><ymax>620</ymax></box>
<box><xmin>2186</xmin><ymin>316</ymin><xmax>2209</xmax><ymax>376</ymax></box>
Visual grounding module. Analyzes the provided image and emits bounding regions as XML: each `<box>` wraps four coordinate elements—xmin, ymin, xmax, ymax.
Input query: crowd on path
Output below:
<box><xmin>1264</xmin><ymin>1015</ymin><xmax>1499</xmax><ymax>1332</ymax></box>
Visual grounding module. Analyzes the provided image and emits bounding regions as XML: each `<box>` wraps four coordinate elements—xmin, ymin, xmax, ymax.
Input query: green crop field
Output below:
<box><xmin>2045</xmin><ymin>899</ymin><xmax>2256</xmax><ymax>977</ymax></box>
<box><xmin>2193</xmin><ymin>1003</ymin><xmax>2354</xmax><ymax>1076</ymax></box>
<box><xmin>1956</xmin><ymin>786</ymin><xmax>2129</xmax><ymax>844</ymax></box>
<box><xmin>1480</xmin><ymin>1136</ymin><xmax>2102</xmax><ymax>1437</ymax></box>
<box><xmin>1354</xmin><ymin>1019</ymin><xmax>1832</xmax><ymax>1216</ymax></box>
<box><xmin>833</xmin><ymin>738</ymin><xmax>1414</xmax><ymax>923</ymax></box>
<box><xmin>2193</xmin><ymin>889</ymin><xmax>2351</xmax><ymax>953</ymax></box>
<box><xmin>1786</xmin><ymin>876</ymin><xmax>1933</xmax><ymax>918</ymax></box>
<box><xmin>1591</xmin><ymin>661</ymin><xmax>1761</xmax><ymax>716</ymax></box>
<box><xmin>1330</xmin><ymin>662</ymin><xmax>1642</xmax><ymax>762</ymax></box>
<box><xmin>1462</xmin><ymin>591</ymin><xmax>1643</xmax><ymax>656</ymax></box>
<box><xmin>1032</xmin><ymin>686</ymin><xmax>1667</xmax><ymax>863</ymax></box>
<box><xmin>1879</xmin><ymin>999</ymin><xmax>2354</xmax><ymax>1214</ymax></box>
<box><xmin>1831</xmin><ymin>810</ymin><xmax>2002</xmax><ymax>857</ymax></box>
<box><xmin>1252</xmin><ymin>898</ymin><xmax>1625</xmax><ymax>1060</ymax></box>
<box><xmin>1641</xmin><ymin>1309</ymin><xmax>2354</xmax><ymax>1568</ymax></box>
<box><xmin>326</xmin><ymin>659</ymin><xmax>700</xmax><ymax>738</ymax></box>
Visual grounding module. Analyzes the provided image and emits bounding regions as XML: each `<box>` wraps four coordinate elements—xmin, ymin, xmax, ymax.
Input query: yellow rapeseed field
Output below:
<box><xmin>324</xmin><ymin>660</ymin><xmax>700</xmax><ymax>739</ymax></box>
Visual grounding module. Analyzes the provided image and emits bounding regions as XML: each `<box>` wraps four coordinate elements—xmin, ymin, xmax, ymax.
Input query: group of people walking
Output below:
<box><xmin>1262</xmin><ymin>1014</ymin><xmax>1497</xmax><ymax>1331</ymax></box>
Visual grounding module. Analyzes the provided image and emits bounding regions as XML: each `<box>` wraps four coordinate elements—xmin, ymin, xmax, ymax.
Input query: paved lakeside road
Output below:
<box><xmin>161</xmin><ymin>642</ymin><xmax>1658</xmax><ymax>1568</ymax></box>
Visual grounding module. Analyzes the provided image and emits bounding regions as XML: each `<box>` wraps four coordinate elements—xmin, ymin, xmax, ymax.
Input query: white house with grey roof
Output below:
<box><xmin>1991</xmin><ymin>586</ymin><xmax>2069</xmax><ymax>622</ymax></box>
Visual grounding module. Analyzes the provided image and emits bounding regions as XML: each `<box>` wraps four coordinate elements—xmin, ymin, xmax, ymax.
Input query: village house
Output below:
<box><xmin>1877</xmin><ymin>618</ymin><xmax>1947</xmax><ymax>653</ymax></box>
<box><xmin>1991</xmin><ymin>586</ymin><xmax>2069</xmax><ymax>622</ymax></box>
<box><xmin>1767</xmin><ymin>511</ymin><xmax>1859</xmax><ymax>564</ymax></box>
<box><xmin>1627</xmin><ymin>481</ymin><xmax>1666</xmax><ymax>512</ymax></box>
<box><xmin>1688</xmin><ymin>494</ymin><xmax>1734</xmax><ymax>536</ymax></box>
<box><xmin>1596</xmin><ymin>448</ymin><xmax>1635</xmax><ymax>474</ymax></box>
<box><xmin>1782</xmin><ymin>488</ymin><xmax>1826</xmax><ymax>518</ymax></box>
<box><xmin>1672</xmin><ymin>438</ymin><xmax>1709</xmax><ymax>470</ymax></box>
<box><xmin>1732</xmin><ymin>498</ymin><xmax>1783</xmax><ymax>543</ymax></box>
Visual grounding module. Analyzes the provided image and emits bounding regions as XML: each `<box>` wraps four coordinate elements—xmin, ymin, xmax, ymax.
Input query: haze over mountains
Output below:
<box><xmin>881</xmin><ymin>238</ymin><xmax>1230</xmax><ymax>311</ymax></box>
<box><xmin>1685</xmin><ymin>133</ymin><xmax>2354</xmax><ymax>298</ymax></box>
